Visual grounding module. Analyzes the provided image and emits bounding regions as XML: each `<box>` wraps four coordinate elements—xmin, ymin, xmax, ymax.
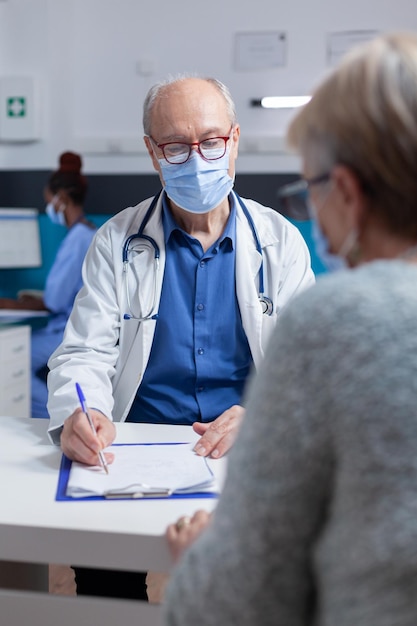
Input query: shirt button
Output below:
<box><xmin>198</xmin><ymin>348</ymin><xmax>205</xmax><ymax>355</ymax></box>
<box><xmin>200</xmin><ymin>261</ymin><xmax>205</xmax><ymax>268</ymax></box>
<box><xmin>197</xmin><ymin>303</ymin><xmax>204</xmax><ymax>311</ymax></box>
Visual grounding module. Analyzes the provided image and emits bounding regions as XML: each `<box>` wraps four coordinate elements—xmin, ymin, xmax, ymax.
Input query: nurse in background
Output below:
<box><xmin>0</xmin><ymin>151</ymin><xmax>96</xmax><ymax>417</ymax></box>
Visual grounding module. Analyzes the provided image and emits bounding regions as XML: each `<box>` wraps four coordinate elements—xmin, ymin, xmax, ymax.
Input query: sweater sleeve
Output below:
<box><xmin>162</xmin><ymin>288</ymin><xmax>335</xmax><ymax>626</ymax></box>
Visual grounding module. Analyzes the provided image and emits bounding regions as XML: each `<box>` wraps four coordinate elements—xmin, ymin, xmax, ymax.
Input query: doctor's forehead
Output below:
<box><xmin>149</xmin><ymin>80</ymin><xmax>230</xmax><ymax>135</ymax></box>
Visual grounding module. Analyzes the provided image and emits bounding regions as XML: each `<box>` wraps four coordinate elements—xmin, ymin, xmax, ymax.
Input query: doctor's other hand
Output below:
<box><xmin>166</xmin><ymin>510</ymin><xmax>212</xmax><ymax>564</ymax></box>
<box><xmin>60</xmin><ymin>407</ymin><xmax>116</xmax><ymax>465</ymax></box>
<box><xmin>193</xmin><ymin>404</ymin><xmax>245</xmax><ymax>458</ymax></box>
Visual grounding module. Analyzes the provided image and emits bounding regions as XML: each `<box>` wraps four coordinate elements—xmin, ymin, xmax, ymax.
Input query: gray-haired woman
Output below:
<box><xmin>163</xmin><ymin>32</ymin><xmax>417</xmax><ymax>626</ymax></box>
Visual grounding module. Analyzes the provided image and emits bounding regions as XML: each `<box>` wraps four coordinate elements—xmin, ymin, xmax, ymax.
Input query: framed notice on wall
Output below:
<box><xmin>234</xmin><ymin>31</ymin><xmax>287</xmax><ymax>71</ymax></box>
<box><xmin>327</xmin><ymin>30</ymin><xmax>379</xmax><ymax>66</ymax></box>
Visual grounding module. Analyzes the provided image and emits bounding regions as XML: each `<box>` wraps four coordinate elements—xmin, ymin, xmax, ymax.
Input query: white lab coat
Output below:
<box><xmin>47</xmin><ymin>193</ymin><xmax>315</xmax><ymax>442</ymax></box>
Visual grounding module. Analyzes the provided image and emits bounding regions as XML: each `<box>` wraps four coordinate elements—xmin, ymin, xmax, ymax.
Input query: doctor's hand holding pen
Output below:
<box><xmin>61</xmin><ymin>407</ymin><xmax>116</xmax><ymax>466</ymax></box>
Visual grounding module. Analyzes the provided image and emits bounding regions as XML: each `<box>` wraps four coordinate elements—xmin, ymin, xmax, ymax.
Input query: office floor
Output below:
<box><xmin>49</xmin><ymin>565</ymin><xmax>167</xmax><ymax>602</ymax></box>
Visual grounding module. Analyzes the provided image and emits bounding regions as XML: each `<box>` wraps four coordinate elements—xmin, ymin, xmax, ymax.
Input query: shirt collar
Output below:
<box><xmin>162</xmin><ymin>191</ymin><xmax>236</xmax><ymax>250</ymax></box>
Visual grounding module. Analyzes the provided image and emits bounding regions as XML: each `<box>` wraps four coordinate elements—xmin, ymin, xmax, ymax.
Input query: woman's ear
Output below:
<box><xmin>331</xmin><ymin>164</ymin><xmax>367</xmax><ymax>229</ymax></box>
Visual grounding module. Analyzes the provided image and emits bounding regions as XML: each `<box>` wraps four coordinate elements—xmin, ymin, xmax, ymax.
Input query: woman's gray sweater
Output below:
<box><xmin>163</xmin><ymin>261</ymin><xmax>417</xmax><ymax>626</ymax></box>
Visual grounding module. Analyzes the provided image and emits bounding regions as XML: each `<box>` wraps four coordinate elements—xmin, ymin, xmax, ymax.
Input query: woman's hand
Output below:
<box><xmin>166</xmin><ymin>510</ymin><xmax>212</xmax><ymax>563</ymax></box>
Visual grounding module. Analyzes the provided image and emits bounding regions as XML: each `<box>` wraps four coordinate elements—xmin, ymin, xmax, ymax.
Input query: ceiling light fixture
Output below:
<box><xmin>251</xmin><ymin>95</ymin><xmax>311</xmax><ymax>109</ymax></box>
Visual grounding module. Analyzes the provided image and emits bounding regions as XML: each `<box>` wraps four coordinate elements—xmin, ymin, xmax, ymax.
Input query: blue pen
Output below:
<box><xmin>75</xmin><ymin>382</ymin><xmax>109</xmax><ymax>474</ymax></box>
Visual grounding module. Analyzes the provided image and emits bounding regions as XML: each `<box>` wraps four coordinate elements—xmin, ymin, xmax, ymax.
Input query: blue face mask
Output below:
<box><xmin>46</xmin><ymin>201</ymin><xmax>66</xmax><ymax>227</ymax></box>
<box><xmin>311</xmin><ymin>218</ymin><xmax>347</xmax><ymax>273</ymax></box>
<box><xmin>158</xmin><ymin>150</ymin><xmax>234</xmax><ymax>214</ymax></box>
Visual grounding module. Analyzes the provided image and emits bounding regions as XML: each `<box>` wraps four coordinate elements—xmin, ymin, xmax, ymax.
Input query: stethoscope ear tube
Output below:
<box><xmin>235</xmin><ymin>194</ymin><xmax>273</xmax><ymax>316</ymax></box>
<box><xmin>122</xmin><ymin>190</ymin><xmax>273</xmax><ymax>319</ymax></box>
<box><xmin>122</xmin><ymin>193</ymin><xmax>162</xmax><ymax>321</ymax></box>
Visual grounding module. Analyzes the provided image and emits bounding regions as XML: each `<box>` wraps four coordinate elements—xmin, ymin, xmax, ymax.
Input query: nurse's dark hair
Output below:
<box><xmin>142</xmin><ymin>73</ymin><xmax>237</xmax><ymax>136</ymax></box>
<box><xmin>287</xmin><ymin>32</ymin><xmax>417</xmax><ymax>238</ymax></box>
<box><xmin>47</xmin><ymin>151</ymin><xmax>88</xmax><ymax>205</ymax></box>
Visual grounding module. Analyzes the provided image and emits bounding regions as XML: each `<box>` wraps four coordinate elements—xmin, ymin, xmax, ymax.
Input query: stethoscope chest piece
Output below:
<box><xmin>259</xmin><ymin>295</ymin><xmax>273</xmax><ymax>316</ymax></box>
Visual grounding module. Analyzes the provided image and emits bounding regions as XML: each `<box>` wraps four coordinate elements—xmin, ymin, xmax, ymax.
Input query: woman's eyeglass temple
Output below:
<box><xmin>277</xmin><ymin>172</ymin><xmax>331</xmax><ymax>221</ymax></box>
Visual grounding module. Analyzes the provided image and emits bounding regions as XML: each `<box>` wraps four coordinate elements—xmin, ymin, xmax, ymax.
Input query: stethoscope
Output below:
<box><xmin>122</xmin><ymin>190</ymin><xmax>273</xmax><ymax>320</ymax></box>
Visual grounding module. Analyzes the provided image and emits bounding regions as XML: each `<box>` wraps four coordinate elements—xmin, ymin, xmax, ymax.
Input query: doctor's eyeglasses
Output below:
<box><xmin>150</xmin><ymin>127</ymin><xmax>233</xmax><ymax>164</ymax></box>
<box><xmin>277</xmin><ymin>172</ymin><xmax>331</xmax><ymax>221</ymax></box>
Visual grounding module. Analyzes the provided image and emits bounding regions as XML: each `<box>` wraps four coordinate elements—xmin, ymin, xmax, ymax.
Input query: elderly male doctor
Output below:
<box><xmin>47</xmin><ymin>75</ymin><xmax>314</xmax><ymax>465</ymax></box>
<box><xmin>47</xmin><ymin>74</ymin><xmax>314</xmax><ymax>600</ymax></box>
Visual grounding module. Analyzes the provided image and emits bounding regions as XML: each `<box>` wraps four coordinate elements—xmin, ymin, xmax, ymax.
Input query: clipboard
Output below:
<box><xmin>56</xmin><ymin>442</ymin><xmax>219</xmax><ymax>501</ymax></box>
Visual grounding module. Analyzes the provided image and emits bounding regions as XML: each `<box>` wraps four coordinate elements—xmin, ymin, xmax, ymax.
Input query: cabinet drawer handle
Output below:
<box><xmin>12</xmin><ymin>369</ymin><xmax>25</xmax><ymax>379</ymax></box>
<box><xmin>12</xmin><ymin>393</ymin><xmax>25</xmax><ymax>403</ymax></box>
<box><xmin>12</xmin><ymin>345</ymin><xmax>25</xmax><ymax>354</ymax></box>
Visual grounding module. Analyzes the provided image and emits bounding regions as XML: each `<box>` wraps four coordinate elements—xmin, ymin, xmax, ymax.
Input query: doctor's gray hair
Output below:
<box><xmin>142</xmin><ymin>74</ymin><xmax>237</xmax><ymax>136</ymax></box>
<box><xmin>287</xmin><ymin>32</ymin><xmax>417</xmax><ymax>238</ymax></box>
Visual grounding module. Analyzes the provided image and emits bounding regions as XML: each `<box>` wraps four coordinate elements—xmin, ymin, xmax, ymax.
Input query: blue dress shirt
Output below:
<box><xmin>127</xmin><ymin>194</ymin><xmax>253</xmax><ymax>425</ymax></box>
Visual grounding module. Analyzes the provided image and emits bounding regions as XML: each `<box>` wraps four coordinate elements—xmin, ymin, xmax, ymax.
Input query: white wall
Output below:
<box><xmin>0</xmin><ymin>0</ymin><xmax>416</xmax><ymax>174</ymax></box>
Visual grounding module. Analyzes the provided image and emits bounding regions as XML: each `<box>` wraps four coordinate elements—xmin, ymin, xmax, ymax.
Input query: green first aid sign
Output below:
<box><xmin>7</xmin><ymin>97</ymin><xmax>26</xmax><ymax>117</ymax></box>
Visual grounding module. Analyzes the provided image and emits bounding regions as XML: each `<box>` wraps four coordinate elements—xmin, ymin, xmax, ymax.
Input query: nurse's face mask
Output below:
<box><xmin>46</xmin><ymin>196</ymin><xmax>66</xmax><ymax>227</ymax></box>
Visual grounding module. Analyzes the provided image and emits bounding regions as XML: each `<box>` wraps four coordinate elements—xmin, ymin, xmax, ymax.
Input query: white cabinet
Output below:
<box><xmin>0</xmin><ymin>325</ymin><xmax>30</xmax><ymax>417</ymax></box>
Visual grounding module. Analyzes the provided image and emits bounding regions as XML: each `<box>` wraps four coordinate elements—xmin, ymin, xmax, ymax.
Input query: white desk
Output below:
<box><xmin>0</xmin><ymin>417</ymin><xmax>225</xmax><ymax>574</ymax></box>
<box><xmin>0</xmin><ymin>310</ymin><xmax>49</xmax><ymax>323</ymax></box>
<box><xmin>0</xmin><ymin>417</ymin><xmax>226</xmax><ymax>624</ymax></box>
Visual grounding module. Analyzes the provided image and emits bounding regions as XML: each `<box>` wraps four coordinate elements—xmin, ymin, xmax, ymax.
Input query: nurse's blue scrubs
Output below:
<box><xmin>31</xmin><ymin>220</ymin><xmax>96</xmax><ymax>418</ymax></box>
